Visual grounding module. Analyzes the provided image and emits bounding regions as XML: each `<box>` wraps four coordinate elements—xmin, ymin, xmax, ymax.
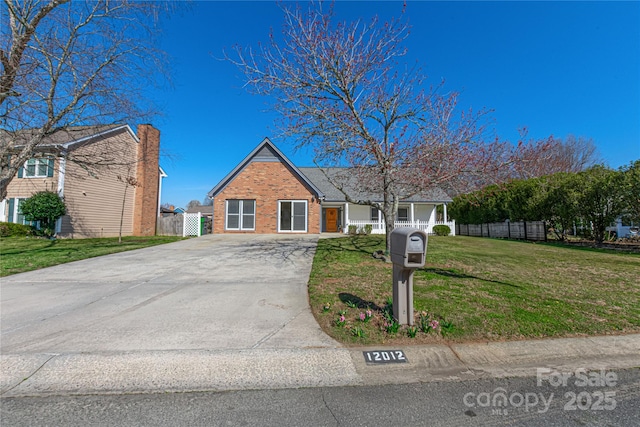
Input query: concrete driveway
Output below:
<box><xmin>3</xmin><ymin>235</ymin><xmax>640</xmax><ymax>397</ymax></box>
<box><xmin>1</xmin><ymin>234</ymin><xmax>338</xmax><ymax>354</ymax></box>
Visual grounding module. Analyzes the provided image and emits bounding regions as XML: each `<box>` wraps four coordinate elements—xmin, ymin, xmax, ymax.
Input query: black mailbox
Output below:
<box><xmin>390</xmin><ymin>228</ymin><xmax>428</xmax><ymax>268</ymax></box>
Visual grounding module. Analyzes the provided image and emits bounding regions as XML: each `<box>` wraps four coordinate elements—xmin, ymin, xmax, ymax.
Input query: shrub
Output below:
<box><xmin>432</xmin><ymin>225</ymin><xmax>451</xmax><ymax>236</ymax></box>
<box><xmin>364</xmin><ymin>224</ymin><xmax>373</xmax><ymax>235</ymax></box>
<box><xmin>19</xmin><ymin>191</ymin><xmax>66</xmax><ymax>237</ymax></box>
<box><xmin>0</xmin><ymin>222</ymin><xmax>35</xmax><ymax>237</ymax></box>
<box><xmin>348</xmin><ymin>225</ymin><xmax>357</xmax><ymax>235</ymax></box>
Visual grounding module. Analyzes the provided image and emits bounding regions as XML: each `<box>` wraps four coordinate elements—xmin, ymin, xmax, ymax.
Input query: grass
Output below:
<box><xmin>308</xmin><ymin>235</ymin><xmax>640</xmax><ymax>345</ymax></box>
<box><xmin>0</xmin><ymin>235</ymin><xmax>185</xmax><ymax>277</ymax></box>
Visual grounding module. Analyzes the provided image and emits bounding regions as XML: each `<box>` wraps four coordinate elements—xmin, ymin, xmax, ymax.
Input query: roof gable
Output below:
<box><xmin>208</xmin><ymin>138</ymin><xmax>324</xmax><ymax>199</ymax></box>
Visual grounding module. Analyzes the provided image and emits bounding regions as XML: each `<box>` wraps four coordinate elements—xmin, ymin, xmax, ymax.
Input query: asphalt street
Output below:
<box><xmin>2</xmin><ymin>368</ymin><xmax>639</xmax><ymax>426</ymax></box>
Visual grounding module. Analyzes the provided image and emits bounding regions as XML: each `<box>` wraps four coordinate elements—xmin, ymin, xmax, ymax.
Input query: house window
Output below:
<box><xmin>7</xmin><ymin>197</ymin><xmax>39</xmax><ymax>227</ymax></box>
<box><xmin>226</xmin><ymin>200</ymin><xmax>255</xmax><ymax>230</ymax></box>
<box><xmin>397</xmin><ymin>207</ymin><xmax>409</xmax><ymax>222</ymax></box>
<box><xmin>20</xmin><ymin>157</ymin><xmax>54</xmax><ymax>178</ymax></box>
<box><xmin>279</xmin><ymin>200</ymin><xmax>307</xmax><ymax>232</ymax></box>
<box><xmin>15</xmin><ymin>198</ymin><xmax>27</xmax><ymax>224</ymax></box>
<box><xmin>370</xmin><ymin>207</ymin><xmax>379</xmax><ymax>221</ymax></box>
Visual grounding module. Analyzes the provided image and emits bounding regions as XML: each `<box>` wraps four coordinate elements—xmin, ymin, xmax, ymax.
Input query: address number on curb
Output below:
<box><xmin>363</xmin><ymin>350</ymin><xmax>408</xmax><ymax>364</ymax></box>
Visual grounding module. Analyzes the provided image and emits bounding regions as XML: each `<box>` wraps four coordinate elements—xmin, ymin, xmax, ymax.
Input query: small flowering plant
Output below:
<box><xmin>358</xmin><ymin>309</ymin><xmax>373</xmax><ymax>323</ymax></box>
<box><xmin>418</xmin><ymin>311</ymin><xmax>431</xmax><ymax>333</ymax></box>
<box><xmin>336</xmin><ymin>314</ymin><xmax>346</xmax><ymax>327</ymax></box>
<box><xmin>383</xmin><ymin>319</ymin><xmax>400</xmax><ymax>334</ymax></box>
<box><xmin>323</xmin><ymin>302</ymin><xmax>332</xmax><ymax>312</ymax></box>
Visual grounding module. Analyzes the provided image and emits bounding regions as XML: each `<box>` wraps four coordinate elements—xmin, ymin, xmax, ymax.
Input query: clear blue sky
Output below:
<box><xmin>151</xmin><ymin>1</ymin><xmax>640</xmax><ymax>208</ymax></box>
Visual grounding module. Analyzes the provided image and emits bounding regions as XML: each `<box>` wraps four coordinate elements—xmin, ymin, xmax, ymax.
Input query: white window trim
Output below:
<box><xmin>23</xmin><ymin>158</ymin><xmax>52</xmax><ymax>178</ymax></box>
<box><xmin>12</xmin><ymin>198</ymin><xmax>40</xmax><ymax>228</ymax></box>
<box><xmin>225</xmin><ymin>199</ymin><xmax>255</xmax><ymax>231</ymax></box>
<box><xmin>13</xmin><ymin>197</ymin><xmax>26</xmax><ymax>223</ymax></box>
<box><xmin>278</xmin><ymin>200</ymin><xmax>308</xmax><ymax>233</ymax></box>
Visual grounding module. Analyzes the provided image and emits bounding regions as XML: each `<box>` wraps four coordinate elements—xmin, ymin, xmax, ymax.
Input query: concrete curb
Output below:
<box><xmin>350</xmin><ymin>334</ymin><xmax>640</xmax><ymax>387</ymax></box>
<box><xmin>1</xmin><ymin>348</ymin><xmax>361</xmax><ymax>397</ymax></box>
<box><xmin>2</xmin><ymin>334</ymin><xmax>638</xmax><ymax>397</ymax></box>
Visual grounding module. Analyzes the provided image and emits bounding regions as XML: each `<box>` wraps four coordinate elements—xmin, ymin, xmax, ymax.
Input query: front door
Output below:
<box><xmin>325</xmin><ymin>208</ymin><xmax>338</xmax><ymax>232</ymax></box>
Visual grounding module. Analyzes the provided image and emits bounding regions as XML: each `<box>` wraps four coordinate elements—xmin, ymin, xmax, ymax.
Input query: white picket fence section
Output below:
<box><xmin>346</xmin><ymin>219</ymin><xmax>456</xmax><ymax>235</ymax></box>
<box><xmin>183</xmin><ymin>213</ymin><xmax>202</xmax><ymax>237</ymax></box>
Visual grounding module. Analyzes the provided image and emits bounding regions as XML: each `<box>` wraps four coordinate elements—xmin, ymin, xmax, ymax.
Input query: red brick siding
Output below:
<box><xmin>213</xmin><ymin>161</ymin><xmax>320</xmax><ymax>234</ymax></box>
<box><xmin>133</xmin><ymin>124</ymin><xmax>160</xmax><ymax>236</ymax></box>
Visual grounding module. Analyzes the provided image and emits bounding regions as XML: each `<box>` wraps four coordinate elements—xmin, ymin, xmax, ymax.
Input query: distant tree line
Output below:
<box><xmin>449</xmin><ymin>161</ymin><xmax>640</xmax><ymax>244</ymax></box>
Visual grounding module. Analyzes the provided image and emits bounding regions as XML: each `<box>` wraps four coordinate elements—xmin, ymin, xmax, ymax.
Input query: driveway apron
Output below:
<box><xmin>1</xmin><ymin>234</ymin><xmax>338</xmax><ymax>354</ymax></box>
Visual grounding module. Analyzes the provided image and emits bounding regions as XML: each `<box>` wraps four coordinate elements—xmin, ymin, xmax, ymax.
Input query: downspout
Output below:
<box><xmin>56</xmin><ymin>153</ymin><xmax>67</xmax><ymax>234</ymax></box>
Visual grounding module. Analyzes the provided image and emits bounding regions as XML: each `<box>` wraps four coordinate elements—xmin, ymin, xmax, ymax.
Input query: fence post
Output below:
<box><xmin>523</xmin><ymin>220</ymin><xmax>528</xmax><ymax>241</ymax></box>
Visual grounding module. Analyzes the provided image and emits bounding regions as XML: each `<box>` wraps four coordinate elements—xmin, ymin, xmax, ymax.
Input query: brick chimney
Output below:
<box><xmin>133</xmin><ymin>124</ymin><xmax>160</xmax><ymax>236</ymax></box>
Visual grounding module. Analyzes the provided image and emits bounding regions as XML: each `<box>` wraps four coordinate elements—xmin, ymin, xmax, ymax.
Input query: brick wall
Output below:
<box><xmin>133</xmin><ymin>124</ymin><xmax>160</xmax><ymax>236</ymax></box>
<box><xmin>213</xmin><ymin>161</ymin><xmax>320</xmax><ymax>234</ymax></box>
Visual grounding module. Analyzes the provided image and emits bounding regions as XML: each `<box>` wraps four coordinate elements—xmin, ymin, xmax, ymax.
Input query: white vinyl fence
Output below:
<box><xmin>183</xmin><ymin>213</ymin><xmax>202</xmax><ymax>237</ymax></box>
<box><xmin>346</xmin><ymin>220</ymin><xmax>456</xmax><ymax>235</ymax></box>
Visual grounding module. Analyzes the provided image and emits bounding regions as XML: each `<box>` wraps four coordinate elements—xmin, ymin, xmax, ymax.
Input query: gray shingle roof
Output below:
<box><xmin>0</xmin><ymin>124</ymin><xmax>130</xmax><ymax>150</ymax></box>
<box><xmin>185</xmin><ymin>205</ymin><xmax>213</xmax><ymax>215</ymax></box>
<box><xmin>298</xmin><ymin>167</ymin><xmax>452</xmax><ymax>203</ymax></box>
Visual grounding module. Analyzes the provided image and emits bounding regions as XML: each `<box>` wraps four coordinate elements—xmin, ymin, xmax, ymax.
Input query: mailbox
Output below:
<box><xmin>390</xmin><ymin>228</ymin><xmax>427</xmax><ymax>268</ymax></box>
<box><xmin>390</xmin><ymin>227</ymin><xmax>428</xmax><ymax>326</ymax></box>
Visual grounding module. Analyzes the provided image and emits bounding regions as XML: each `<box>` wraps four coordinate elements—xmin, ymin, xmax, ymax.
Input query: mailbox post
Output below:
<box><xmin>390</xmin><ymin>228</ymin><xmax>428</xmax><ymax>325</ymax></box>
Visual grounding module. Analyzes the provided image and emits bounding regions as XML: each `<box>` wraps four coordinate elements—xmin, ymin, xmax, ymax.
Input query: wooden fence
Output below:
<box><xmin>456</xmin><ymin>221</ymin><xmax>547</xmax><ymax>241</ymax></box>
<box><xmin>157</xmin><ymin>215</ymin><xmax>183</xmax><ymax>236</ymax></box>
<box><xmin>156</xmin><ymin>215</ymin><xmax>213</xmax><ymax>236</ymax></box>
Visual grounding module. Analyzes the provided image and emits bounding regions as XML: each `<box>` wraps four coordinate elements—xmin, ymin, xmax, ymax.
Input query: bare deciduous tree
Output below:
<box><xmin>0</xmin><ymin>0</ymin><xmax>170</xmax><ymax>198</ymax></box>
<box><xmin>117</xmin><ymin>173</ymin><xmax>138</xmax><ymax>244</ymax></box>
<box><xmin>436</xmin><ymin>131</ymin><xmax>601</xmax><ymax>196</ymax></box>
<box><xmin>186</xmin><ymin>199</ymin><xmax>202</xmax><ymax>210</ymax></box>
<box><xmin>228</xmin><ymin>2</ymin><xmax>531</xmax><ymax>250</ymax></box>
<box><xmin>508</xmin><ymin>131</ymin><xmax>600</xmax><ymax>180</ymax></box>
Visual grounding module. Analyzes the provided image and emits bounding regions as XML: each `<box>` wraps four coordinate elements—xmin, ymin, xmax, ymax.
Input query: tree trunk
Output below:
<box><xmin>382</xmin><ymin>198</ymin><xmax>398</xmax><ymax>255</ymax></box>
<box><xmin>119</xmin><ymin>183</ymin><xmax>128</xmax><ymax>244</ymax></box>
<box><xmin>384</xmin><ymin>212</ymin><xmax>393</xmax><ymax>254</ymax></box>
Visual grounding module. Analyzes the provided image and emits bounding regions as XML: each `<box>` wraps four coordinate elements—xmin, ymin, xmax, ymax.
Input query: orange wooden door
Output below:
<box><xmin>326</xmin><ymin>208</ymin><xmax>338</xmax><ymax>232</ymax></box>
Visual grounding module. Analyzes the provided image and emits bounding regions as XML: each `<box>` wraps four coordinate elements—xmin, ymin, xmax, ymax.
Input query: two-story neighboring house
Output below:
<box><xmin>0</xmin><ymin>124</ymin><xmax>166</xmax><ymax>238</ymax></box>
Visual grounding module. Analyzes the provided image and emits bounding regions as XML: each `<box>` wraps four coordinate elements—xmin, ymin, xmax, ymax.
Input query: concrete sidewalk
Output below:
<box><xmin>1</xmin><ymin>334</ymin><xmax>638</xmax><ymax>397</ymax></box>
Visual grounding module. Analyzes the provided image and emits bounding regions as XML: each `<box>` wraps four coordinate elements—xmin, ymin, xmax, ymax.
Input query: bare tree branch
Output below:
<box><xmin>0</xmin><ymin>0</ymin><xmax>172</xmax><ymax>198</ymax></box>
<box><xmin>228</xmin><ymin>2</ymin><xmax>489</xmax><ymax>250</ymax></box>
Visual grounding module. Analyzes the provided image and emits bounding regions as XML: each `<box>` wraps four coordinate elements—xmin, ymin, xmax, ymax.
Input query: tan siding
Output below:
<box><xmin>5</xmin><ymin>160</ymin><xmax>59</xmax><ymax>199</ymax></box>
<box><xmin>58</xmin><ymin>132</ymin><xmax>137</xmax><ymax>238</ymax></box>
<box><xmin>213</xmin><ymin>161</ymin><xmax>321</xmax><ymax>234</ymax></box>
<box><xmin>4</xmin><ymin>158</ymin><xmax>59</xmax><ymax>221</ymax></box>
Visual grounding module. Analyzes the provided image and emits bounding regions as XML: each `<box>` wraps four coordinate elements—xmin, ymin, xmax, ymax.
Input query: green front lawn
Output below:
<box><xmin>0</xmin><ymin>236</ymin><xmax>184</xmax><ymax>277</ymax></box>
<box><xmin>309</xmin><ymin>235</ymin><xmax>640</xmax><ymax>344</ymax></box>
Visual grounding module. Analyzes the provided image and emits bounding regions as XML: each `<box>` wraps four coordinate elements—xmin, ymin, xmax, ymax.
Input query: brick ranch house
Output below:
<box><xmin>1</xmin><ymin>124</ymin><xmax>166</xmax><ymax>238</ymax></box>
<box><xmin>208</xmin><ymin>138</ymin><xmax>455</xmax><ymax>235</ymax></box>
